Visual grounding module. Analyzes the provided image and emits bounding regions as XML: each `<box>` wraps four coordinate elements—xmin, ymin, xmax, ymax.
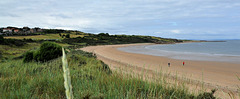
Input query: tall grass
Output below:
<box><xmin>0</xmin><ymin>50</ymin><xmax>213</xmax><ymax>98</ymax></box>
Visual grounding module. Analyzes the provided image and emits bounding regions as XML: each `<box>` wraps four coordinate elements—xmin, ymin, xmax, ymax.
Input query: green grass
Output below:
<box><xmin>0</xmin><ymin>43</ymin><xmax>40</xmax><ymax>60</ymax></box>
<box><xmin>0</xmin><ymin>42</ymin><xmax>71</xmax><ymax>62</ymax></box>
<box><xmin>0</xmin><ymin>50</ymin><xmax>207</xmax><ymax>98</ymax></box>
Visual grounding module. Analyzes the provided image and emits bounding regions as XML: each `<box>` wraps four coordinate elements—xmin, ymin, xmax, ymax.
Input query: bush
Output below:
<box><xmin>65</xmin><ymin>34</ymin><xmax>70</xmax><ymax>38</ymax></box>
<box><xmin>0</xmin><ymin>35</ymin><xmax>4</xmax><ymax>43</ymax></box>
<box><xmin>36</xmin><ymin>42</ymin><xmax>62</xmax><ymax>62</ymax></box>
<box><xmin>24</xmin><ymin>42</ymin><xmax>62</xmax><ymax>62</ymax></box>
<box><xmin>33</xmin><ymin>50</ymin><xmax>40</xmax><ymax>61</ymax></box>
<box><xmin>0</xmin><ymin>39</ymin><xmax>26</xmax><ymax>46</ymax></box>
<box><xmin>197</xmin><ymin>89</ymin><xmax>216</xmax><ymax>99</ymax></box>
<box><xmin>62</xmin><ymin>34</ymin><xmax>65</xmax><ymax>38</ymax></box>
<box><xmin>23</xmin><ymin>51</ymin><xmax>34</xmax><ymax>62</ymax></box>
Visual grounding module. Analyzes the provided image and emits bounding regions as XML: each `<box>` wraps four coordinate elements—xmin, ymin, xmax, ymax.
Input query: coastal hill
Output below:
<box><xmin>0</xmin><ymin>27</ymin><xmax>218</xmax><ymax>98</ymax></box>
<box><xmin>1</xmin><ymin>26</ymin><xmax>185</xmax><ymax>44</ymax></box>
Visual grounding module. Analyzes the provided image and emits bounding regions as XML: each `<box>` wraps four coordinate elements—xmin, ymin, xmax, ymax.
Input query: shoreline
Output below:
<box><xmin>80</xmin><ymin>43</ymin><xmax>240</xmax><ymax>97</ymax></box>
<box><xmin>118</xmin><ymin>43</ymin><xmax>240</xmax><ymax>64</ymax></box>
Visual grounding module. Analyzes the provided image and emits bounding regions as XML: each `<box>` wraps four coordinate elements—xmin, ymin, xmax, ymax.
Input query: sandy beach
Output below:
<box><xmin>80</xmin><ymin>43</ymin><xmax>240</xmax><ymax>97</ymax></box>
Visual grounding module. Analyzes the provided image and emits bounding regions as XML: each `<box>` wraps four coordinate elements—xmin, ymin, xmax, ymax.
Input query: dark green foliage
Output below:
<box><xmin>43</xmin><ymin>29</ymin><xmax>65</xmax><ymax>34</ymax></box>
<box><xmin>62</xmin><ymin>34</ymin><xmax>65</xmax><ymax>38</ymax></box>
<box><xmin>23</xmin><ymin>38</ymin><xmax>34</xmax><ymax>42</ymax></box>
<box><xmin>24</xmin><ymin>42</ymin><xmax>62</xmax><ymax>62</ymax></box>
<box><xmin>62</xmin><ymin>33</ymin><xmax>183</xmax><ymax>46</ymax></box>
<box><xmin>23</xmin><ymin>51</ymin><xmax>34</xmax><ymax>62</ymax></box>
<box><xmin>65</xmin><ymin>34</ymin><xmax>70</xmax><ymax>38</ymax></box>
<box><xmin>98</xmin><ymin>33</ymin><xmax>109</xmax><ymax>36</ymax></box>
<box><xmin>35</xmin><ymin>42</ymin><xmax>62</xmax><ymax>62</ymax></box>
<box><xmin>0</xmin><ymin>39</ymin><xmax>26</xmax><ymax>46</ymax></box>
<box><xmin>33</xmin><ymin>50</ymin><xmax>40</xmax><ymax>61</ymax></box>
<box><xmin>0</xmin><ymin>36</ymin><xmax>34</xmax><ymax>46</ymax></box>
<box><xmin>197</xmin><ymin>89</ymin><xmax>216</xmax><ymax>99</ymax></box>
<box><xmin>0</xmin><ymin>35</ymin><xmax>4</xmax><ymax>42</ymax></box>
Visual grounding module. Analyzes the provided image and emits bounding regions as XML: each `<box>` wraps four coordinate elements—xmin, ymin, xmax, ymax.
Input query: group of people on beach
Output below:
<box><xmin>168</xmin><ymin>61</ymin><xmax>185</xmax><ymax>67</ymax></box>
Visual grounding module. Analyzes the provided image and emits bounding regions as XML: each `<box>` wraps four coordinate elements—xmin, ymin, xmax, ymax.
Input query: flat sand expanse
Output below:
<box><xmin>80</xmin><ymin>43</ymin><xmax>240</xmax><ymax>96</ymax></box>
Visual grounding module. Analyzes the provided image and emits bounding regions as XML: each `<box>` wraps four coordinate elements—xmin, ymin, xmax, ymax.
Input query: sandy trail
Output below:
<box><xmin>79</xmin><ymin>43</ymin><xmax>240</xmax><ymax>98</ymax></box>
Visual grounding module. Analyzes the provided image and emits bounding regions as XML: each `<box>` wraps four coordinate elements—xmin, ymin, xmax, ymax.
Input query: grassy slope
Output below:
<box><xmin>0</xmin><ymin>50</ymin><xmax>199</xmax><ymax>98</ymax></box>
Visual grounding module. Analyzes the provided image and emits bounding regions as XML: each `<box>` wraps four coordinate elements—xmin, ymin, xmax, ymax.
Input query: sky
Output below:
<box><xmin>1</xmin><ymin>0</ymin><xmax>240</xmax><ymax>40</ymax></box>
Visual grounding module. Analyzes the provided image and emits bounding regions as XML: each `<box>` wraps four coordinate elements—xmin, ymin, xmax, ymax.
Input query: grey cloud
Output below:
<box><xmin>0</xmin><ymin>13</ymin><xmax>20</xmax><ymax>17</ymax></box>
<box><xmin>50</xmin><ymin>14</ymin><xmax>72</xmax><ymax>19</ymax></box>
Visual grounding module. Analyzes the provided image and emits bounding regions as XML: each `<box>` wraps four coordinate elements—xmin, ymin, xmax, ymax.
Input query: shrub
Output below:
<box><xmin>65</xmin><ymin>34</ymin><xmax>70</xmax><ymax>38</ymax></box>
<box><xmin>24</xmin><ymin>42</ymin><xmax>62</xmax><ymax>62</ymax></box>
<box><xmin>36</xmin><ymin>42</ymin><xmax>62</xmax><ymax>62</ymax></box>
<box><xmin>23</xmin><ymin>51</ymin><xmax>34</xmax><ymax>62</ymax></box>
<box><xmin>23</xmin><ymin>38</ymin><xmax>34</xmax><ymax>42</ymax></box>
<box><xmin>62</xmin><ymin>34</ymin><xmax>65</xmax><ymax>38</ymax></box>
<box><xmin>0</xmin><ymin>35</ymin><xmax>4</xmax><ymax>44</ymax></box>
<box><xmin>33</xmin><ymin>50</ymin><xmax>41</xmax><ymax>61</ymax></box>
<box><xmin>1</xmin><ymin>39</ymin><xmax>26</xmax><ymax>46</ymax></box>
<box><xmin>197</xmin><ymin>89</ymin><xmax>216</xmax><ymax>99</ymax></box>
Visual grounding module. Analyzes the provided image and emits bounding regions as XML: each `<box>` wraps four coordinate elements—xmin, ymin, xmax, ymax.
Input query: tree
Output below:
<box><xmin>98</xmin><ymin>33</ymin><xmax>109</xmax><ymax>36</ymax></box>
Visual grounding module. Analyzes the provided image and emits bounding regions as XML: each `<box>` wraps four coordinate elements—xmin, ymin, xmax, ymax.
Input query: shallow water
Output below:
<box><xmin>118</xmin><ymin>40</ymin><xmax>240</xmax><ymax>64</ymax></box>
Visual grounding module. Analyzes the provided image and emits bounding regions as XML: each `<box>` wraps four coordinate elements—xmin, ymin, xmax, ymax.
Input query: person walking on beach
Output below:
<box><xmin>183</xmin><ymin>62</ymin><xmax>185</xmax><ymax>66</ymax></box>
<box><xmin>168</xmin><ymin>63</ymin><xmax>170</xmax><ymax>67</ymax></box>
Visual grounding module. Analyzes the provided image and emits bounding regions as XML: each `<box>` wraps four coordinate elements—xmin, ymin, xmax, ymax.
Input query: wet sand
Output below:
<box><xmin>80</xmin><ymin>43</ymin><xmax>240</xmax><ymax>98</ymax></box>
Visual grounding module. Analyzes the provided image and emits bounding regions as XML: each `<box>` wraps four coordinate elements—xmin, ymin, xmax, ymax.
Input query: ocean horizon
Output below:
<box><xmin>118</xmin><ymin>40</ymin><xmax>240</xmax><ymax>64</ymax></box>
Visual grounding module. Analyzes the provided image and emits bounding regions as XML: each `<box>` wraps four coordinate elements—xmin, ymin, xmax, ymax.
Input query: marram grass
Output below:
<box><xmin>62</xmin><ymin>48</ymin><xmax>73</xmax><ymax>99</ymax></box>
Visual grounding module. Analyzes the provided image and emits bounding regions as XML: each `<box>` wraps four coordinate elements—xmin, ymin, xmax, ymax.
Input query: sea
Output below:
<box><xmin>118</xmin><ymin>40</ymin><xmax>240</xmax><ymax>64</ymax></box>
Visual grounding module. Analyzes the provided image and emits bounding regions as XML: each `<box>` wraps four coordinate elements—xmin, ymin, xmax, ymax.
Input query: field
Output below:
<box><xmin>4</xmin><ymin>33</ymin><xmax>84</xmax><ymax>40</ymax></box>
